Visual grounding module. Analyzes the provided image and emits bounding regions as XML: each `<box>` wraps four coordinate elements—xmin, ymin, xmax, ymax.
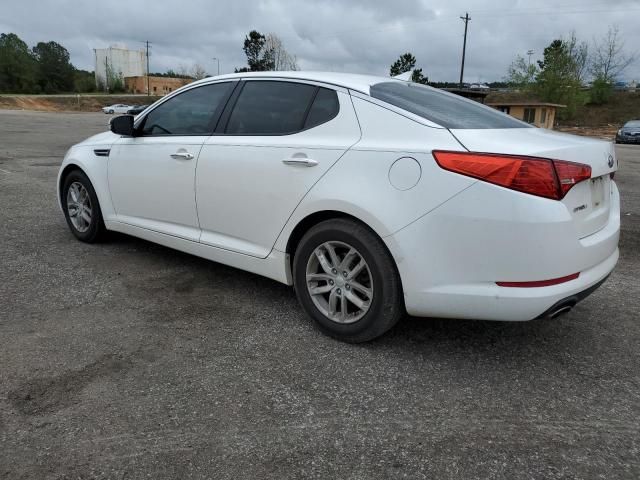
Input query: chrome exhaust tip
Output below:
<box><xmin>548</xmin><ymin>301</ymin><xmax>576</xmax><ymax>319</ymax></box>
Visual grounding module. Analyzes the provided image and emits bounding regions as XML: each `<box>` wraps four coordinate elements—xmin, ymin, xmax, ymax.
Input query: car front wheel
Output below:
<box><xmin>293</xmin><ymin>218</ymin><xmax>404</xmax><ymax>342</ymax></box>
<box><xmin>62</xmin><ymin>170</ymin><xmax>106</xmax><ymax>243</ymax></box>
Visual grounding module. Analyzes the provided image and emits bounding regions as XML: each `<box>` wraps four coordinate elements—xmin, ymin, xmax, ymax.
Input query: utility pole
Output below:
<box><xmin>459</xmin><ymin>12</ymin><xmax>471</xmax><ymax>89</ymax></box>
<box><xmin>527</xmin><ymin>49</ymin><xmax>535</xmax><ymax>66</ymax></box>
<box><xmin>145</xmin><ymin>41</ymin><xmax>151</xmax><ymax>96</ymax></box>
<box><xmin>212</xmin><ymin>57</ymin><xmax>220</xmax><ymax>76</ymax></box>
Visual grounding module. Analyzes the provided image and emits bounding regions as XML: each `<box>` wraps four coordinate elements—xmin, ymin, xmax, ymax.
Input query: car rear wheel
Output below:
<box><xmin>62</xmin><ymin>170</ymin><xmax>106</xmax><ymax>243</ymax></box>
<box><xmin>293</xmin><ymin>218</ymin><xmax>403</xmax><ymax>342</ymax></box>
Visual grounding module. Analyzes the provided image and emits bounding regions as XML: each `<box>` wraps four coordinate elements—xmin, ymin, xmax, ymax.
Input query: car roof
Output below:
<box><xmin>190</xmin><ymin>71</ymin><xmax>402</xmax><ymax>94</ymax></box>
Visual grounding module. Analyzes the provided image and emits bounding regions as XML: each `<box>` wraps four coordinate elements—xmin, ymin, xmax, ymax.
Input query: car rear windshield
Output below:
<box><xmin>370</xmin><ymin>82</ymin><xmax>529</xmax><ymax>129</ymax></box>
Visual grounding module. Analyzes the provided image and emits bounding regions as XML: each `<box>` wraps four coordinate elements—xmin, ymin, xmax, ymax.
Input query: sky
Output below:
<box><xmin>2</xmin><ymin>0</ymin><xmax>639</xmax><ymax>82</ymax></box>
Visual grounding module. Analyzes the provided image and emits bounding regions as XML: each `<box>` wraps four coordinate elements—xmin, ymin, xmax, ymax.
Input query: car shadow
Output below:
<box><xmin>100</xmin><ymin>231</ymin><xmax>589</xmax><ymax>360</ymax></box>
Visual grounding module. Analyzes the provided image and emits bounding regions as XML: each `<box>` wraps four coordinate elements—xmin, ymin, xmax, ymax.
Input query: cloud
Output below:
<box><xmin>2</xmin><ymin>0</ymin><xmax>639</xmax><ymax>81</ymax></box>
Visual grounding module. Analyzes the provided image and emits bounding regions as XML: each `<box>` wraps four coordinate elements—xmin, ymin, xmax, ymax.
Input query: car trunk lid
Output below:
<box><xmin>449</xmin><ymin>127</ymin><xmax>617</xmax><ymax>238</ymax></box>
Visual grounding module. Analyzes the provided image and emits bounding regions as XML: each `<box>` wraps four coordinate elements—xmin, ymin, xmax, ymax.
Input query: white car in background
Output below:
<box><xmin>58</xmin><ymin>72</ymin><xmax>620</xmax><ymax>342</ymax></box>
<box><xmin>101</xmin><ymin>104</ymin><xmax>132</xmax><ymax>114</ymax></box>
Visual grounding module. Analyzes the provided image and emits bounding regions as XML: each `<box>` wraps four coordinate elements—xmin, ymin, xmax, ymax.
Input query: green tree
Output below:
<box><xmin>236</xmin><ymin>30</ymin><xmax>275</xmax><ymax>72</ymax></box>
<box><xmin>535</xmin><ymin>36</ymin><xmax>588</xmax><ymax>118</ymax></box>
<box><xmin>589</xmin><ymin>76</ymin><xmax>613</xmax><ymax>105</ymax></box>
<box><xmin>389</xmin><ymin>52</ymin><xmax>428</xmax><ymax>84</ymax></box>
<box><xmin>506</xmin><ymin>54</ymin><xmax>538</xmax><ymax>90</ymax></box>
<box><xmin>74</xmin><ymin>69</ymin><xmax>96</xmax><ymax>93</ymax></box>
<box><xmin>390</xmin><ymin>53</ymin><xmax>416</xmax><ymax>76</ymax></box>
<box><xmin>0</xmin><ymin>33</ymin><xmax>36</xmax><ymax>92</ymax></box>
<box><xmin>105</xmin><ymin>60</ymin><xmax>124</xmax><ymax>93</ymax></box>
<box><xmin>32</xmin><ymin>41</ymin><xmax>75</xmax><ymax>93</ymax></box>
<box><xmin>411</xmin><ymin>68</ymin><xmax>428</xmax><ymax>85</ymax></box>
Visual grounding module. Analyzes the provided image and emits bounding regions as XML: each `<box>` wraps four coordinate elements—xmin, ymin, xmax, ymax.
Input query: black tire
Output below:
<box><xmin>293</xmin><ymin>218</ymin><xmax>404</xmax><ymax>343</ymax></box>
<box><xmin>61</xmin><ymin>169</ymin><xmax>106</xmax><ymax>243</ymax></box>
<box><xmin>108</xmin><ymin>109</ymin><xmax>114</xmax><ymax>114</ymax></box>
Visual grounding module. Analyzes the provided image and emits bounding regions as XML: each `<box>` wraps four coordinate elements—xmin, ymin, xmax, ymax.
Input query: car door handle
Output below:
<box><xmin>170</xmin><ymin>152</ymin><xmax>194</xmax><ymax>160</ymax></box>
<box><xmin>282</xmin><ymin>157</ymin><xmax>318</xmax><ymax>167</ymax></box>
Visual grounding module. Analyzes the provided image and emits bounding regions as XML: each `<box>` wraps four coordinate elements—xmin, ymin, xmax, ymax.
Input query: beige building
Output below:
<box><xmin>124</xmin><ymin>76</ymin><xmax>191</xmax><ymax>96</ymax></box>
<box><xmin>487</xmin><ymin>102</ymin><xmax>564</xmax><ymax>129</ymax></box>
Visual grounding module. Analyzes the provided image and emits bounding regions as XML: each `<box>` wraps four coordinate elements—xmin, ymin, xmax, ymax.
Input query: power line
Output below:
<box><xmin>469</xmin><ymin>1</ymin><xmax>631</xmax><ymax>15</ymax></box>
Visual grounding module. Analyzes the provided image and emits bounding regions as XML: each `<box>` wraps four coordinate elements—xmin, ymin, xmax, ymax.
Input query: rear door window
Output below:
<box><xmin>370</xmin><ymin>81</ymin><xmax>529</xmax><ymax>129</ymax></box>
<box><xmin>225</xmin><ymin>81</ymin><xmax>318</xmax><ymax>135</ymax></box>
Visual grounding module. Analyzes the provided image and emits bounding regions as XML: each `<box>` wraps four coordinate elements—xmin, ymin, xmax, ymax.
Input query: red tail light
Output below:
<box><xmin>432</xmin><ymin>151</ymin><xmax>591</xmax><ymax>200</ymax></box>
<box><xmin>553</xmin><ymin>160</ymin><xmax>592</xmax><ymax>197</ymax></box>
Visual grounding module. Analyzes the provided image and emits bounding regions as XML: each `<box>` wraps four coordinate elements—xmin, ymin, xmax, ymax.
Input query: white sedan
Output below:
<box><xmin>101</xmin><ymin>104</ymin><xmax>132</xmax><ymax>114</ymax></box>
<box><xmin>58</xmin><ymin>72</ymin><xmax>620</xmax><ymax>342</ymax></box>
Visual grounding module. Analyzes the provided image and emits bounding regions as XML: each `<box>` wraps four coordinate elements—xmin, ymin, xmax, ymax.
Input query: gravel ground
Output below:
<box><xmin>0</xmin><ymin>110</ymin><xmax>639</xmax><ymax>479</ymax></box>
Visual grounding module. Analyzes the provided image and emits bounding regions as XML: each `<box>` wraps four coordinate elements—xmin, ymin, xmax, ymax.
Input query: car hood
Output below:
<box><xmin>77</xmin><ymin>130</ymin><xmax>119</xmax><ymax>147</ymax></box>
<box><xmin>620</xmin><ymin>127</ymin><xmax>640</xmax><ymax>133</ymax></box>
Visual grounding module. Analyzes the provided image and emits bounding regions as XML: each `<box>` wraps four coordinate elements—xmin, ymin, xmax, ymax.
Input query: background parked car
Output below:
<box><xmin>102</xmin><ymin>104</ymin><xmax>132</xmax><ymax>114</ymax></box>
<box><xmin>616</xmin><ymin>119</ymin><xmax>640</xmax><ymax>144</ymax></box>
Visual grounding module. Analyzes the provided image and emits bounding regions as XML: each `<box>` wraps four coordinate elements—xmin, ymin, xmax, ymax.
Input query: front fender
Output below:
<box><xmin>57</xmin><ymin>145</ymin><xmax>116</xmax><ymax>220</ymax></box>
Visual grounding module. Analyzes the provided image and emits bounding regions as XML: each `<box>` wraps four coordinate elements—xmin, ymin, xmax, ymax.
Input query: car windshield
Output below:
<box><xmin>370</xmin><ymin>81</ymin><xmax>529</xmax><ymax>129</ymax></box>
<box><xmin>624</xmin><ymin>120</ymin><xmax>640</xmax><ymax>128</ymax></box>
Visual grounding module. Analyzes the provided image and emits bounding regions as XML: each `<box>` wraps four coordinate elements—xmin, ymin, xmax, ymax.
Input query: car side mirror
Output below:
<box><xmin>110</xmin><ymin>115</ymin><xmax>135</xmax><ymax>136</ymax></box>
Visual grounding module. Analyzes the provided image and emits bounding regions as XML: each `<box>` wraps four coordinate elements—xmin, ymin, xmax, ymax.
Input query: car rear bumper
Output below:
<box><xmin>384</xmin><ymin>181</ymin><xmax>620</xmax><ymax>321</ymax></box>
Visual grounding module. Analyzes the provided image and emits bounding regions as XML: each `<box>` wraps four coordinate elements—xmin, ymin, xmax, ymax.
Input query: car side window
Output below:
<box><xmin>225</xmin><ymin>81</ymin><xmax>317</xmax><ymax>135</ymax></box>
<box><xmin>304</xmin><ymin>88</ymin><xmax>339</xmax><ymax>129</ymax></box>
<box><xmin>140</xmin><ymin>82</ymin><xmax>233</xmax><ymax>136</ymax></box>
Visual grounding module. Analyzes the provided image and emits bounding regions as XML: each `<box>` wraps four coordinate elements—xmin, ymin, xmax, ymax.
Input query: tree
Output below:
<box><xmin>264</xmin><ymin>33</ymin><xmax>298</xmax><ymax>70</ymax></box>
<box><xmin>535</xmin><ymin>36</ymin><xmax>588</xmax><ymax>118</ymax></box>
<box><xmin>389</xmin><ymin>52</ymin><xmax>428</xmax><ymax>84</ymax></box>
<box><xmin>190</xmin><ymin>63</ymin><xmax>208</xmax><ymax>80</ymax></box>
<box><xmin>411</xmin><ymin>68</ymin><xmax>428</xmax><ymax>85</ymax></box>
<box><xmin>105</xmin><ymin>60</ymin><xmax>124</xmax><ymax>93</ymax></box>
<box><xmin>74</xmin><ymin>69</ymin><xmax>96</xmax><ymax>93</ymax></box>
<box><xmin>32</xmin><ymin>41</ymin><xmax>75</xmax><ymax>93</ymax></box>
<box><xmin>0</xmin><ymin>33</ymin><xmax>36</xmax><ymax>93</ymax></box>
<box><xmin>566</xmin><ymin>33</ymin><xmax>589</xmax><ymax>85</ymax></box>
<box><xmin>589</xmin><ymin>25</ymin><xmax>636</xmax><ymax>104</ymax></box>
<box><xmin>390</xmin><ymin>53</ymin><xmax>416</xmax><ymax>76</ymax></box>
<box><xmin>590</xmin><ymin>25</ymin><xmax>636</xmax><ymax>83</ymax></box>
<box><xmin>506</xmin><ymin>54</ymin><xmax>538</xmax><ymax>90</ymax></box>
<box><xmin>236</xmin><ymin>30</ymin><xmax>275</xmax><ymax>72</ymax></box>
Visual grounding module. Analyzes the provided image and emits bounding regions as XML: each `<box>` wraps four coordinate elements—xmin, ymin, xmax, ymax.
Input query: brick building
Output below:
<box><xmin>124</xmin><ymin>76</ymin><xmax>192</xmax><ymax>95</ymax></box>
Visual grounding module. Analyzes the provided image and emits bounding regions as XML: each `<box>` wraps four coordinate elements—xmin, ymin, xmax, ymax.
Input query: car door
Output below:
<box><xmin>196</xmin><ymin>80</ymin><xmax>361</xmax><ymax>258</ymax></box>
<box><xmin>108</xmin><ymin>81</ymin><xmax>235</xmax><ymax>241</ymax></box>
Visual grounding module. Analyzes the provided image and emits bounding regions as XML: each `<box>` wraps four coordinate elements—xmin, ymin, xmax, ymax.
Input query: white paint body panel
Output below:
<box><xmin>196</xmin><ymin>91</ymin><xmax>361</xmax><ymax>258</ymax></box>
<box><xmin>108</xmin><ymin>136</ymin><xmax>205</xmax><ymax>241</ymax></box>
<box><xmin>57</xmin><ymin>71</ymin><xmax>620</xmax><ymax>323</ymax></box>
<box><xmin>385</xmin><ymin>180</ymin><xmax>620</xmax><ymax>320</ymax></box>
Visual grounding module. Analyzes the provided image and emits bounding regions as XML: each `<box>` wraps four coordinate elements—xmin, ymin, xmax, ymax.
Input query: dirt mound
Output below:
<box><xmin>0</xmin><ymin>95</ymin><xmax>160</xmax><ymax>113</ymax></box>
<box><xmin>555</xmin><ymin>125</ymin><xmax>618</xmax><ymax>140</ymax></box>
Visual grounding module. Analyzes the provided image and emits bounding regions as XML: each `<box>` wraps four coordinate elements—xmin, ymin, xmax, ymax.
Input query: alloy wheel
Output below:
<box><xmin>66</xmin><ymin>181</ymin><xmax>93</xmax><ymax>233</ymax></box>
<box><xmin>305</xmin><ymin>241</ymin><xmax>374</xmax><ymax>324</ymax></box>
